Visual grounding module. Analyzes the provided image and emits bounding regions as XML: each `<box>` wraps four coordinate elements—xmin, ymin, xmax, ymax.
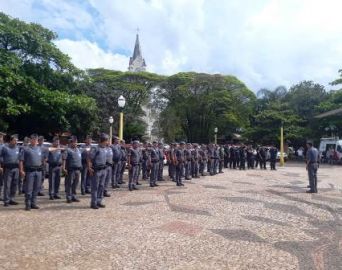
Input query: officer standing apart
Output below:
<box><xmin>87</xmin><ymin>134</ymin><xmax>108</xmax><ymax>209</ymax></box>
<box><xmin>0</xmin><ymin>135</ymin><xmax>20</xmax><ymax>206</ymax></box>
<box><xmin>48</xmin><ymin>137</ymin><xmax>62</xmax><ymax>200</ymax></box>
<box><xmin>62</xmin><ymin>136</ymin><xmax>82</xmax><ymax>203</ymax></box>
<box><xmin>127</xmin><ymin>140</ymin><xmax>141</xmax><ymax>191</ymax></box>
<box><xmin>19</xmin><ymin>134</ymin><xmax>46</xmax><ymax>211</ymax></box>
<box><xmin>306</xmin><ymin>142</ymin><xmax>319</xmax><ymax>193</ymax></box>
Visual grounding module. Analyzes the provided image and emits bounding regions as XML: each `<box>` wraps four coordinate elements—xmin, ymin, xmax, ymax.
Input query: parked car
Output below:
<box><xmin>276</xmin><ymin>152</ymin><xmax>288</xmax><ymax>161</ymax></box>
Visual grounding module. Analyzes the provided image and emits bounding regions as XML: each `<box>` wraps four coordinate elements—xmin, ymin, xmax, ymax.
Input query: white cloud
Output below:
<box><xmin>1</xmin><ymin>0</ymin><xmax>342</xmax><ymax>91</ymax></box>
<box><xmin>54</xmin><ymin>39</ymin><xmax>129</xmax><ymax>71</ymax></box>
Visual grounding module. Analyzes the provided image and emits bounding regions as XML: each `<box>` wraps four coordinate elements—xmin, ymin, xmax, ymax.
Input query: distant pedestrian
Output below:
<box><xmin>306</xmin><ymin>142</ymin><xmax>319</xmax><ymax>193</ymax></box>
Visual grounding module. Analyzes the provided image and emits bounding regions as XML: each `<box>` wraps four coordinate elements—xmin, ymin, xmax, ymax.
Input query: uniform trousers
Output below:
<box><xmin>3</xmin><ymin>167</ymin><xmax>19</xmax><ymax>203</ymax></box>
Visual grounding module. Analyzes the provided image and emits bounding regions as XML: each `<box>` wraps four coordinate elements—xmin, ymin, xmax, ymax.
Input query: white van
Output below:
<box><xmin>319</xmin><ymin>137</ymin><xmax>342</xmax><ymax>161</ymax></box>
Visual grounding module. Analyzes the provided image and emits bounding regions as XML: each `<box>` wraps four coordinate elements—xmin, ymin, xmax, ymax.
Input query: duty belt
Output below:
<box><xmin>4</xmin><ymin>164</ymin><xmax>19</xmax><ymax>169</ymax></box>
<box><xmin>93</xmin><ymin>165</ymin><xmax>107</xmax><ymax>171</ymax></box>
<box><xmin>49</xmin><ymin>163</ymin><xmax>62</xmax><ymax>167</ymax></box>
<box><xmin>25</xmin><ymin>166</ymin><xmax>43</xmax><ymax>172</ymax></box>
<box><xmin>106</xmin><ymin>162</ymin><xmax>113</xmax><ymax>167</ymax></box>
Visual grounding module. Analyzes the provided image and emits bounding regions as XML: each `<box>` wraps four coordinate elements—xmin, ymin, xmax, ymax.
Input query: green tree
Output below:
<box><xmin>0</xmin><ymin>12</ymin><xmax>97</xmax><ymax>137</ymax></box>
<box><xmin>80</xmin><ymin>68</ymin><xmax>165</xmax><ymax>141</ymax></box>
<box><xmin>158</xmin><ymin>72</ymin><xmax>255</xmax><ymax>143</ymax></box>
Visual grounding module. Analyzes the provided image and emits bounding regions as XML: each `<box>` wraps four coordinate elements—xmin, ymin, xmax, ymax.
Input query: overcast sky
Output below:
<box><xmin>1</xmin><ymin>0</ymin><xmax>342</xmax><ymax>92</ymax></box>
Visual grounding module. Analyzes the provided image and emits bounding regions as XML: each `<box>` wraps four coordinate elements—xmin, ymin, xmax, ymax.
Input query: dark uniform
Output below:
<box><xmin>239</xmin><ymin>147</ymin><xmax>246</xmax><ymax>170</ymax></box>
<box><xmin>1</xmin><ymin>143</ymin><xmax>20</xmax><ymax>205</ymax></box>
<box><xmin>81</xmin><ymin>143</ymin><xmax>91</xmax><ymax>194</ymax></box>
<box><xmin>269</xmin><ymin>147</ymin><xmax>278</xmax><ymax>170</ymax></box>
<box><xmin>111</xmin><ymin>142</ymin><xmax>122</xmax><ymax>188</ymax></box>
<box><xmin>119</xmin><ymin>145</ymin><xmax>127</xmax><ymax>185</ymax></box>
<box><xmin>63</xmin><ymin>146</ymin><xmax>82</xmax><ymax>202</ymax></box>
<box><xmin>20</xmin><ymin>145</ymin><xmax>45</xmax><ymax>210</ymax></box>
<box><xmin>175</xmin><ymin>145</ymin><xmax>185</xmax><ymax>186</ymax></box>
<box><xmin>128</xmin><ymin>143</ymin><xmax>140</xmax><ymax>190</ymax></box>
<box><xmin>89</xmin><ymin>144</ymin><xmax>108</xmax><ymax>208</ymax></box>
<box><xmin>104</xmin><ymin>146</ymin><xmax>113</xmax><ymax>196</ymax></box>
<box><xmin>48</xmin><ymin>148</ymin><xmax>62</xmax><ymax>199</ymax></box>
<box><xmin>229</xmin><ymin>146</ymin><xmax>236</xmax><ymax>169</ymax></box>
<box><xmin>38</xmin><ymin>141</ymin><xmax>49</xmax><ymax>195</ymax></box>
<box><xmin>0</xmin><ymin>141</ymin><xmax>4</xmax><ymax>200</ymax></box>
<box><xmin>158</xmin><ymin>145</ymin><xmax>164</xmax><ymax>181</ymax></box>
<box><xmin>199</xmin><ymin>146</ymin><xmax>207</xmax><ymax>176</ymax></box>
<box><xmin>258</xmin><ymin>148</ymin><xmax>267</xmax><ymax>169</ymax></box>
<box><xmin>218</xmin><ymin>146</ymin><xmax>224</xmax><ymax>173</ymax></box>
<box><xmin>191</xmin><ymin>145</ymin><xmax>200</xmax><ymax>178</ymax></box>
<box><xmin>184</xmin><ymin>146</ymin><xmax>192</xmax><ymax>180</ymax></box>
<box><xmin>306</xmin><ymin>145</ymin><xmax>319</xmax><ymax>193</ymax></box>
<box><xmin>149</xmin><ymin>146</ymin><xmax>159</xmax><ymax>187</ymax></box>
<box><xmin>141</xmin><ymin>146</ymin><xmax>150</xmax><ymax>181</ymax></box>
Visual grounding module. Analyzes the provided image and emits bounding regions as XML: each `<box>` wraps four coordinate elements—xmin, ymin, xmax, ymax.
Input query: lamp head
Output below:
<box><xmin>109</xmin><ymin>116</ymin><xmax>114</xmax><ymax>124</ymax></box>
<box><xmin>118</xmin><ymin>95</ymin><xmax>126</xmax><ymax>108</ymax></box>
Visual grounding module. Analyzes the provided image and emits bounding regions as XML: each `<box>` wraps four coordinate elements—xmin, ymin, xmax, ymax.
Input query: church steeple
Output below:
<box><xmin>128</xmin><ymin>30</ymin><xmax>146</xmax><ymax>72</ymax></box>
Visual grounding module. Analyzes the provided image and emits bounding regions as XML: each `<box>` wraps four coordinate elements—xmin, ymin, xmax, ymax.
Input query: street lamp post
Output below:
<box><xmin>109</xmin><ymin>116</ymin><xmax>114</xmax><ymax>143</ymax></box>
<box><xmin>214</xmin><ymin>127</ymin><xmax>218</xmax><ymax>144</ymax></box>
<box><xmin>118</xmin><ymin>95</ymin><xmax>126</xmax><ymax>140</ymax></box>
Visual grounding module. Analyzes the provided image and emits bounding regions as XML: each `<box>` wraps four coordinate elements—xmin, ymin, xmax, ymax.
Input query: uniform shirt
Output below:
<box><xmin>270</xmin><ymin>148</ymin><xmax>278</xmax><ymax>160</ymax></box>
<box><xmin>120</xmin><ymin>147</ymin><xmax>127</xmax><ymax>161</ymax></box>
<box><xmin>158</xmin><ymin>148</ymin><xmax>164</xmax><ymax>161</ymax></box>
<box><xmin>150</xmin><ymin>148</ymin><xmax>159</xmax><ymax>162</ymax></box>
<box><xmin>128</xmin><ymin>148</ymin><xmax>140</xmax><ymax>165</ymax></box>
<box><xmin>63</xmin><ymin>147</ymin><xmax>82</xmax><ymax>169</ymax></box>
<box><xmin>175</xmin><ymin>148</ymin><xmax>185</xmax><ymax>163</ymax></box>
<box><xmin>111</xmin><ymin>144</ymin><xmax>122</xmax><ymax>162</ymax></box>
<box><xmin>19</xmin><ymin>145</ymin><xmax>43</xmax><ymax>167</ymax></box>
<box><xmin>48</xmin><ymin>149</ymin><xmax>62</xmax><ymax>166</ymax></box>
<box><xmin>81</xmin><ymin>144</ymin><xmax>92</xmax><ymax>164</ymax></box>
<box><xmin>192</xmin><ymin>148</ymin><xmax>199</xmax><ymax>160</ymax></box>
<box><xmin>306</xmin><ymin>147</ymin><xmax>319</xmax><ymax>163</ymax></box>
<box><xmin>184</xmin><ymin>149</ymin><xmax>192</xmax><ymax>161</ymax></box>
<box><xmin>89</xmin><ymin>145</ymin><xmax>107</xmax><ymax>167</ymax></box>
<box><xmin>0</xmin><ymin>144</ymin><xmax>20</xmax><ymax>165</ymax></box>
<box><xmin>105</xmin><ymin>146</ymin><xmax>113</xmax><ymax>165</ymax></box>
<box><xmin>38</xmin><ymin>145</ymin><xmax>49</xmax><ymax>160</ymax></box>
<box><xmin>142</xmin><ymin>148</ymin><xmax>149</xmax><ymax>161</ymax></box>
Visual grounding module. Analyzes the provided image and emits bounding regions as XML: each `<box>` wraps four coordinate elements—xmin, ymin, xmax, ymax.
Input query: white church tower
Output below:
<box><xmin>128</xmin><ymin>31</ymin><xmax>147</xmax><ymax>72</ymax></box>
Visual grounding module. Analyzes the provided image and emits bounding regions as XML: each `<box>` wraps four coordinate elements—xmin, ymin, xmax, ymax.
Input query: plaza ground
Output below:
<box><xmin>0</xmin><ymin>162</ymin><xmax>341</xmax><ymax>270</ymax></box>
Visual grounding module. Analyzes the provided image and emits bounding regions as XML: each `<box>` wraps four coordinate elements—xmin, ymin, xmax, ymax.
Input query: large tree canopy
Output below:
<box><xmin>157</xmin><ymin>72</ymin><xmax>256</xmax><ymax>143</ymax></box>
<box><xmin>0</xmin><ymin>12</ymin><xmax>97</xmax><ymax>137</ymax></box>
<box><xmin>79</xmin><ymin>68</ymin><xmax>165</xmax><ymax>140</ymax></box>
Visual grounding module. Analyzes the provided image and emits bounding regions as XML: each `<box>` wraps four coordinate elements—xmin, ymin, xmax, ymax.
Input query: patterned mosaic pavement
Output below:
<box><xmin>0</xmin><ymin>163</ymin><xmax>341</xmax><ymax>270</ymax></box>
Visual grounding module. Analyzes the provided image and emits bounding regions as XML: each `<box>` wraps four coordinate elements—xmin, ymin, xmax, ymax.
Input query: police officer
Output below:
<box><xmin>62</xmin><ymin>136</ymin><xmax>82</xmax><ymax>203</ymax></box>
<box><xmin>258</xmin><ymin>147</ymin><xmax>267</xmax><ymax>170</ymax></box>
<box><xmin>18</xmin><ymin>136</ymin><xmax>30</xmax><ymax>195</ymax></box>
<box><xmin>0</xmin><ymin>135</ymin><xmax>20</xmax><ymax>206</ymax></box>
<box><xmin>184</xmin><ymin>143</ymin><xmax>192</xmax><ymax>180</ymax></box>
<box><xmin>88</xmin><ymin>133</ymin><xmax>109</xmax><ymax>209</ymax></box>
<box><xmin>168</xmin><ymin>143</ymin><xmax>177</xmax><ymax>181</ymax></box>
<box><xmin>175</xmin><ymin>142</ymin><xmax>185</xmax><ymax>186</ymax></box>
<box><xmin>218</xmin><ymin>145</ymin><xmax>224</xmax><ymax>173</ymax></box>
<box><xmin>149</xmin><ymin>141</ymin><xmax>160</xmax><ymax>187</ymax></box>
<box><xmin>191</xmin><ymin>144</ymin><xmax>200</xmax><ymax>178</ymax></box>
<box><xmin>119</xmin><ymin>140</ymin><xmax>127</xmax><ymax>185</ymax></box>
<box><xmin>81</xmin><ymin>136</ymin><xmax>92</xmax><ymax>195</ymax></box>
<box><xmin>48</xmin><ymin>137</ymin><xmax>62</xmax><ymax>200</ymax></box>
<box><xmin>158</xmin><ymin>142</ymin><xmax>165</xmax><ymax>181</ymax></box>
<box><xmin>103</xmin><ymin>139</ymin><xmax>113</xmax><ymax>197</ymax></box>
<box><xmin>38</xmin><ymin>136</ymin><xmax>49</xmax><ymax>196</ymax></box>
<box><xmin>306</xmin><ymin>142</ymin><xmax>319</xmax><ymax>193</ymax></box>
<box><xmin>128</xmin><ymin>140</ymin><xmax>141</xmax><ymax>191</ymax></box>
<box><xmin>19</xmin><ymin>134</ymin><xmax>46</xmax><ymax>211</ymax></box>
<box><xmin>111</xmin><ymin>136</ymin><xmax>122</xmax><ymax>189</ymax></box>
<box><xmin>239</xmin><ymin>145</ymin><xmax>246</xmax><ymax>170</ymax></box>
<box><xmin>229</xmin><ymin>145</ymin><xmax>236</xmax><ymax>169</ymax></box>
<box><xmin>269</xmin><ymin>145</ymin><xmax>278</xmax><ymax>170</ymax></box>
<box><xmin>247</xmin><ymin>146</ymin><xmax>254</xmax><ymax>169</ymax></box>
<box><xmin>199</xmin><ymin>144</ymin><xmax>207</xmax><ymax>176</ymax></box>
<box><xmin>141</xmin><ymin>143</ymin><xmax>150</xmax><ymax>181</ymax></box>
